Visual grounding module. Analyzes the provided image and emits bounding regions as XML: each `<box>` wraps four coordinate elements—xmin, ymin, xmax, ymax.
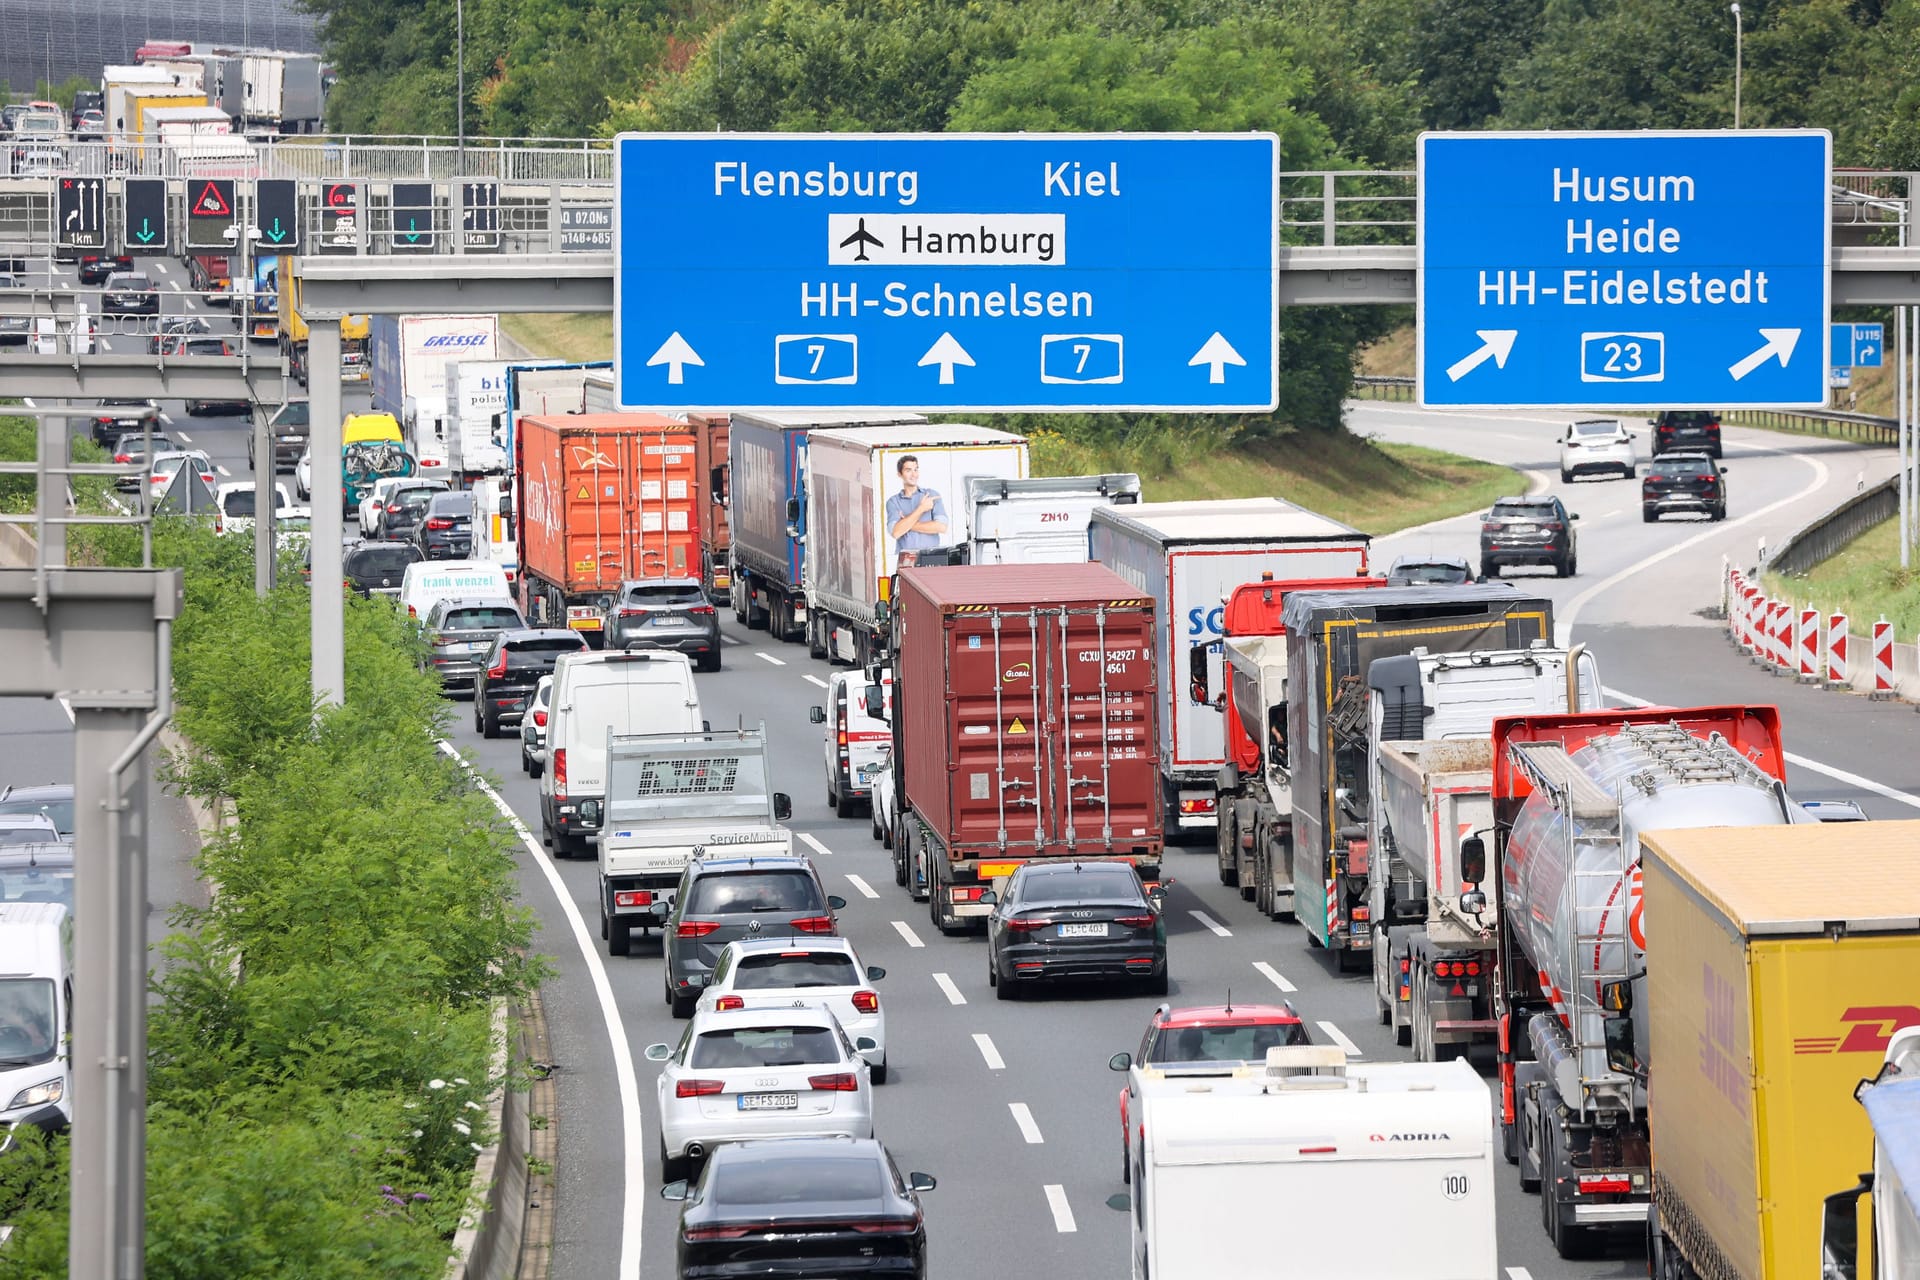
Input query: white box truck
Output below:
<box><xmin>801</xmin><ymin>424</ymin><xmax>1027</xmax><ymax>665</ymax></box>
<box><xmin>962</xmin><ymin>472</ymin><xmax>1141</xmax><ymax>565</ymax></box>
<box><xmin>1129</xmin><ymin>1046</ymin><xmax>1496</xmax><ymax>1280</ymax></box>
<box><xmin>445</xmin><ymin>358</ymin><xmax>563</xmax><ymax>478</ymax></box>
<box><xmin>1086</xmin><ymin>499</ymin><xmax>1371</xmax><ymax>838</ymax></box>
<box><xmin>368</xmin><ymin>315</ymin><xmax>500</xmax><ymax>481</ymax></box>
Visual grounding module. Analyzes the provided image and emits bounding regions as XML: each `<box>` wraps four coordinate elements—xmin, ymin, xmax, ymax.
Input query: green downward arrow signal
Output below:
<box><xmin>134</xmin><ymin>218</ymin><xmax>155</xmax><ymax>244</ymax></box>
<box><xmin>403</xmin><ymin>216</ymin><xmax>421</xmax><ymax>244</ymax></box>
<box><xmin>265</xmin><ymin>218</ymin><xmax>286</xmax><ymax>243</ymax></box>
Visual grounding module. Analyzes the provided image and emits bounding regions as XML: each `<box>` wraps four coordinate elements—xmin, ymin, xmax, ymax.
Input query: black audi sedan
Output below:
<box><xmin>982</xmin><ymin>859</ymin><xmax>1168</xmax><ymax>998</ymax></box>
<box><xmin>661</xmin><ymin>1137</ymin><xmax>934</xmax><ymax>1280</ymax></box>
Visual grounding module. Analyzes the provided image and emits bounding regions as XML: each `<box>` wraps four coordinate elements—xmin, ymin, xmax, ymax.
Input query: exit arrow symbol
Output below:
<box><xmin>134</xmin><ymin>218</ymin><xmax>155</xmax><ymax>244</ymax></box>
<box><xmin>1728</xmin><ymin>328</ymin><xmax>1800</xmax><ymax>381</ymax></box>
<box><xmin>1445</xmin><ymin>330</ymin><xmax>1518</xmax><ymax>382</ymax></box>
<box><xmin>646</xmin><ymin>332</ymin><xmax>704</xmax><ymax>384</ymax></box>
<box><xmin>403</xmin><ymin>217</ymin><xmax>421</xmax><ymax>243</ymax></box>
<box><xmin>917</xmin><ymin>332</ymin><xmax>974</xmax><ymax>385</ymax></box>
<box><xmin>1188</xmin><ymin>332</ymin><xmax>1245</xmax><ymax>384</ymax></box>
<box><xmin>265</xmin><ymin>218</ymin><xmax>286</xmax><ymax>243</ymax></box>
<box><xmin>1858</xmin><ymin>344</ymin><xmax>1876</xmax><ymax>361</ymax></box>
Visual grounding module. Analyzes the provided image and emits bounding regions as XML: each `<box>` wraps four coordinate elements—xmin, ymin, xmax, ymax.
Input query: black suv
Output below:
<box><xmin>338</xmin><ymin>540</ymin><xmax>424</xmax><ymax>597</ymax></box>
<box><xmin>665</xmin><ymin>854</ymin><xmax>841</xmax><ymax>1018</ymax></box>
<box><xmin>376</xmin><ymin>481</ymin><xmax>448</xmax><ymax>541</ymax></box>
<box><xmin>91</xmin><ymin>400</ymin><xmax>158</xmax><ymax>448</ymax></box>
<box><xmin>414</xmin><ymin>491</ymin><xmax>476</xmax><ymax>560</ymax></box>
<box><xmin>1480</xmin><ymin>496</ymin><xmax>1578</xmax><ymax>578</ymax></box>
<box><xmin>1642</xmin><ymin>453</ymin><xmax>1728</xmax><ymax>522</ymax></box>
<box><xmin>1652</xmin><ymin>410</ymin><xmax>1722</xmax><ymax>458</ymax></box>
<box><xmin>472</xmin><ymin>628</ymin><xmax>588</xmax><ymax>737</ymax></box>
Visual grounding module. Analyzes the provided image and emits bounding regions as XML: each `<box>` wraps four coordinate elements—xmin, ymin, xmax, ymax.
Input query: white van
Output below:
<box><xmin>398</xmin><ymin>559</ymin><xmax>512</xmax><ymax>623</ymax></box>
<box><xmin>0</xmin><ymin>903</ymin><xmax>73</xmax><ymax>1152</ymax></box>
<box><xmin>540</xmin><ymin>651</ymin><xmax>703</xmax><ymax>857</ymax></box>
<box><xmin>807</xmin><ymin>666</ymin><xmax>892</xmax><ymax>818</ymax></box>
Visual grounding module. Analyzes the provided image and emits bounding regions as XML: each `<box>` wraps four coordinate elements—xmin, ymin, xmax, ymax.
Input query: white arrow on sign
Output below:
<box><xmin>1445</xmin><ymin>330</ymin><xmax>1518</xmax><ymax>382</ymax></box>
<box><xmin>1188</xmin><ymin>332</ymin><xmax>1245</xmax><ymax>384</ymax></box>
<box><xmin>918</xmin><ymin>332</ymin><xmax>974</xmax><ymax>385</ymax></box>
<box><xmin>646</xmin><ymin>332</ymin><xmax>704</xmax><ymax>384</ymax></box>
<box><xmin>1859</xmin><ymin>344</ymin><xmax>1877</xmax><ymax>361</ymax></box>
<box><xmin>1728</xmin><ymin>328</ymin><xmax>1800</xmax><ymax>381</ymax></box>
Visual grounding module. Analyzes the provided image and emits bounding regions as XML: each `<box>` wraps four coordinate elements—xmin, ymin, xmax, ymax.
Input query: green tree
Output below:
<box><xmin>1412</xmin><ymin>0</ymin><xmax>1543</xmax><ymax>129</ymax></box>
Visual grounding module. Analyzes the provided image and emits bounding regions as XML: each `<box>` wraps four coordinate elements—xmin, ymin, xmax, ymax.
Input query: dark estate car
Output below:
<box><xmin>78</xmin><ymin>253</ymin><xmax>133</xmax><ymax>286</ymax></box>
<box><xmin>423</xmin><ymin>597</ymin><xmax>526</xmax><ymax>694</ymax></box>
<box><xmin>91</xmin><ymin>399</ymin><xmax>159</xmax><ymax>448</ymax></box>
<box><xmin>472</xmin><ymin>628</ymin><xmax>588</xmax><ymax>738</ymax></box>
<box><xmin>251</xmin><ymin>401</ymin><xmax>311</xmax><ymax>472</ymax></box>
<box><xmin>1479</xmin><ymin>495</ymin><xmax>1579</xmax><ymax>578</ymax></box>
<box><xmin>983</xmin><ymin>860</ymin><xmax>1168</xmax><ymax>998</ymax></box>
<box><xmin>1642</xmin><ymin>453</ymin><xmax>1728</xmax><ymax>522</ymax></box>
<box><xmin>602</xmin><ymin>577</ymin><xmax>722</xmax><ymax>672</ymax></box>
<box><xmin>665</xmin><ymin>854</ymin><xmax>836</xmax><ymax>1019</ymax></box>
<box><xmin>107</xmin><ymin>431</ymin><xmax>181</xmax><ymax>491</ymax></box>
<box><xmin>333</xmin><ymin>540</ymin><xmax>424</xmax><ymax>597</ymax></box>
<box><xmin>662</xmin><ymin>1138</ymin><xmax>936</xmax><ymax>1280</ymax></box>
<box><xmin>1651</xmin><ymin>409</ymin><xmax>1722</xmax><ymax>458</ymax></box>
<box><xmin>413</xmin><ymin>491</ymin><xmax>476</xmax><ymax>560</ymax></box>
<box><xmin>100</xmin><ymin>272</ymin><xmax>159</xmax><ymax>316</ymax></box>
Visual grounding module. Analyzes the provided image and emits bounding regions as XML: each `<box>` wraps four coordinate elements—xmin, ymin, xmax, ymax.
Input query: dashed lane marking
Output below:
<box><xmin>845</xmin><ymin>873</ymin><xmax>880</xmax><ymax>900</ymax></box>
<box><xmin>755</xmin><ymin>651</ymin><xmax>786</xmax><ymax>667</ymax></box>
<box><xmin>1044</xmin><ymin>1185</ymin><xmax>1077</xmax><ymax>1233</ymax></box>
<box><xmin>972</xmin><ymin>1033</ymin><xmax>1005</xmax><ymax>1070</ymax></box>
<box><xmin>1252</xmin><ymin>960</ymin><xmax>1296</xmax><ymax>993</ymax></box>
<box><xmin>1317</xmin><ymin>1021</ymin><xmax>1361</xmax><ymax>1055</ymax></box>
<box><xmin>932</xmin><ymin>972</ymin><xmax>966</xmax><ymax>1005</ymax></box>
<box><xmin>797</xmin><ymin>832</ymin><xmax>834</xmax><ymax>858</ymax></box>
<box><xmin>1506</xmin><ymin>1269</ymin><xmax>1534</xmax><ymax>1280</ymax></box>
<box><xmin>1009</xmin><ymin>1103</ymin><xmax>1044</xmax><ymax>1144</ymax></box>
<box><xmin>1600</xmin><ymin>509</ymin><xmax>1622</xmax><ymax>518</ymax></box>
<box><xmin>720</xmin><ymin>633</ymin><xmax>741</xmax><ymax>646</ymax></box>
<box><xmin>803</xmin><ymin>674</ymin><xmax>828</xmax><ymax>689</ymax></box>
<box><xmin>173</xmin><ymin>432</ymin><xmax>192</xmax><ymax>443</ymax></box>
<box><xmin>891</xmin><ymin>920</ymin><xmax>925</xmax><ymax>949</ymax></box>
<box><xmin>1189</xmin><ymin>910</ymin><xmax>1232</xmax><ymax>937</ymax></box>
<box><xmin>216</xmin><ymin>464</ymin><xmax>231</xmax><ymax>477</ymax></box>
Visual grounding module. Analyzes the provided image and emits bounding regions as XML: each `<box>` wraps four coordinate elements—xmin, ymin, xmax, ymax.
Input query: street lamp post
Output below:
<box><xmin>456</xmin><ymin>0</ymin><xmax>466</xmax><ymax>174</ymax></box>
<box><xmin>1730</xmin><ymin>4</ymin><xmax>1743</xmax><ymax>129</ymax></box>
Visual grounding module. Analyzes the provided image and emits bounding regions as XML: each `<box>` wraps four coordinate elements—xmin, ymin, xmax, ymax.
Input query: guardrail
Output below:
<box><xmin>1764</xmin><ymin>474</ymin><xmax>1901</xmax><ymax>577</ymax></box>
<box><xmin>1352</xmin><ymin>374</ymin><xmax>1415</xmax><ymax>402</ymax></box>
<box><xmin>1722</xmin><ymin>406</ymin><xmax>1897</xmax><ymax>444</ymax></box>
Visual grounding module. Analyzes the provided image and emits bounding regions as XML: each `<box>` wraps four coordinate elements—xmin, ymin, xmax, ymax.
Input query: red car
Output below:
<box><xmin>1107</xmin><ymin>1002</ymin><xmax>1312</xmax><ymax>1182</ymax></box>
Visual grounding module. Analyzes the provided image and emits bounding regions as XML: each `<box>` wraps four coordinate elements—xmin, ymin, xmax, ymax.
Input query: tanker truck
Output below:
<box><xmin>1490</xmin><ymin>704</ymin><xmax>1808</xmax><ymax>1260</ymax></box>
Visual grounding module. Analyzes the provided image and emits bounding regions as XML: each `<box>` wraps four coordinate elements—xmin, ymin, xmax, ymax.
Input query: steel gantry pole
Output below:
<box><xmin>309</xmin><ymin>320</ymin><xmax>346</xmax><ymax>706</ymax></box>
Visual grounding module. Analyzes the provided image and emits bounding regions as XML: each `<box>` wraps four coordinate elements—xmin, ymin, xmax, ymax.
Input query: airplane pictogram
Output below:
<box><xmin>838</xmin><ymin>217</ymin><xmax>882</xmax><ymax>262</ymax></box>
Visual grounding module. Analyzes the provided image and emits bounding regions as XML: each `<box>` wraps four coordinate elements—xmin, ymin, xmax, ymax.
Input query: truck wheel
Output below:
<box><xmin>807</xmin><ymin>612</ymin><xmax>828</xmax><ymax>661</ymax></box>
<box><xmin>1514</xmin><ymin>1063</ymin><xmax>1546</xmax><ymax>1193</ymax></box>
<box><xmin>607</xmin><ymin>915</ymin><xmax>631</xmax><ymax>957</ymax></box>
<box><xmin>891</xmin><ymin>840</ymin><xmax>906</xmax><ymax>886</ymax></box>
<box><xmin>1216</xmin><ymin>813</ymin><xmax>1238</xmax><ymax>887</ymax></box>
<box><xmin>1542</xmin><ymin>1126</ymin><xmax>1599</xmax><ymax>1259</ymax></box>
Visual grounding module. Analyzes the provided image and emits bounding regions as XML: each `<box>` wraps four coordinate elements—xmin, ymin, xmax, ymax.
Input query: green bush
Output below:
<box><xmin>0</xmin><ymin>519</ymin><xmax>541</xmax><ymax>1276</ymax></box>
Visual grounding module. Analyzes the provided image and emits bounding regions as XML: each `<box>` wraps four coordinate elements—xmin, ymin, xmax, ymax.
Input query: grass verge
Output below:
<box><xmin>501</xmin><ymin>313</ymin><xmax>613</xmax><ymax>362</ymax></box>
<box><xmin>1764</xmin><ymin>515</ymin><xmax>1920</xmax><ymax>637</ymax></box>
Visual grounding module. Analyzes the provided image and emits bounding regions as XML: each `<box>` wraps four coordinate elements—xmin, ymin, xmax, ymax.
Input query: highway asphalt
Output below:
<box><xmin>12</xmin><ymin>275</ymin><xmax>1920</xmax><ymax>1279</ymax></box>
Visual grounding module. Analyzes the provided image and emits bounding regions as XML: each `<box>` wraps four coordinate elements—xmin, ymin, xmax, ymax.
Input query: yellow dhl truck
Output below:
<box><xmin>1628</xmin><ymin>821</ymin><xmax>1920</xmax><ymax>1279</ymax></box>
<box><xmin>276</xmin><ymin>255</ymin><xmax>370</xmax><ymax>387</ymax></box>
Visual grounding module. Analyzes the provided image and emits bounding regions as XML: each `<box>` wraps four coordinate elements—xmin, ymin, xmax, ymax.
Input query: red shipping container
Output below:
<box><xmin>685</xmin><ymin>412</ymin><xmax>731</xmax><ymax>596</ymax></box>
<box><xmin>516</xmin><ymin>413</ymin><xmax>704</xmax><ymax>623</ymax></box>
<box><xmin>895</xmin><ymin>564</ymin><xmax>1164</xmax><ymax>891</ymax></box>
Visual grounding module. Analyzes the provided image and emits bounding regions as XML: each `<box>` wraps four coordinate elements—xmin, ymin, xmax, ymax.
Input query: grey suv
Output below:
<box><xmin>664</xmin><ymin>854</ymin><xmax>842</xmax><ymax>1018</ymax></box>
<box><xmin>602</xmin><ymin>578</ymin><xmax>721</xmax><ymax>672</ymax></box>
<box><xmin>1479</xmin><ymin>495</ymin><xmax>1578</xmax><ymax>578</ymax></box>
<box><xmin>423</xmin><ymin>598</ymin><xmax>526</xmax><ymax>693</ymax></box>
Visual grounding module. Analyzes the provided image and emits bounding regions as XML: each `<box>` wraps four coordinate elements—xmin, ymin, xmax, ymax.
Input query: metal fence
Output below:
<box><xmin>0</xmin><ymin>136</ymin><xmax>615</xmax><ymax>183</ymax></box>
<box><xmin>1764</xmin><ymin>474</ymin><xmax>1900</xmax><ymax>576</ymax></box>
<box><xmin>1721</xmin><ymin>406</ymin><xmax>1898</xmax><ymax>444</ymax></box>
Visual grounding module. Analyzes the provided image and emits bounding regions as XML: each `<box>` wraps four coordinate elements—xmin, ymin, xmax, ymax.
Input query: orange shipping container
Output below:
<box><xmin>515</xmin><ymin>413</ymin><xmax>704</xmax><ymax>622</ymax></box>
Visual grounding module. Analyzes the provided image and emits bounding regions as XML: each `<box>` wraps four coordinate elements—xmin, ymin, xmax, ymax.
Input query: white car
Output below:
<box><xmin>695</xmin><ymin>936</ymin><xmax>889</xmax><ymax>1082</ymax></box>
<box><xmin>214</xmin><ymin>481</ymin><xmax>293</xmax><ymax>537</ymax></box>
<box><xmin>275</xmin><ymin>506</ymin><xmax>313</xmax><ymax>555</ymax></box>
<box><xmin>1558</xmin><ymin>418</ymin><xmax>1636</xmax><ymax>482</ymax></box>
<box><xmin>295</xmin><ymin>447</ymin><xmax>312</xmax><ymax>500</ymax></box>
<box><xmin>520</xmin><ymin>674</ymin><xmax>553</xmax><ymax>777</ymax></box>
<box><xmin>644</xmin><ymin>1002</ymin><xmax>877</xmax><ymax>1182</ymax></box>
<box><xmin>148</xmin><ymin>449</ymin><xmax>217</xmax><ymax>497</ymax></box>
<box><xmin>860</xmin><ymin>745</ymin><xmax>898</xmax><ymax>851</ymax></box>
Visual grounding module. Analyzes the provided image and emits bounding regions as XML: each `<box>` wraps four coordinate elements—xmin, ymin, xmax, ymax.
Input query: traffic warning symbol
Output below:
<box><xmin>192</xmin><ymin>181</ymin><xmax>233</xmax><ymax>217</ymax></box>
<box><xmin>576</xmin><ymin>485</ymin><xmax>590</xmax><ymax>500</ymax></box>
<box><xmin>1008</xmin><ymin>718</ymin><xmax>1027</xmax><ymax>735</ymax></box>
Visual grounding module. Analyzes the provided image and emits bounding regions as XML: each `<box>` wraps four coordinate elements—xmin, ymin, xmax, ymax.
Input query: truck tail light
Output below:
<box><xmin>1399</xmin><ymin>958</ymin><xmax>1412</xmax><ymax>975</ymax></box>
<box><xmin>675</xmin><ymin>1078</ymin><xmax>724</xmax><ymax>1098</ymax></box>
<box><xmin>788</xmin><ymin>915</ymin><xmax>835</xmax><ymax>934</ymax></box>
<box><xmin>851</xmin><ymin>990</ymin><xmax>879</xmax><ymax>1014</ymax></box>
<box><xmin>1577</xmin><ymin>1175</ymin><xmax>1633</xmax><ymax>1195</ymax></box>
<box><xmin>1178</xmin><ymin>797</ymin><xmax>1216</xmax><ymax>815</ymax></box>
<box><xmin>676</xmin><ymin>920</ymin><xmax>720</xmax><ymax>938</ymax></box>
<box><xmin>1466</xmin><ymin>961</ymin><xmax>1481</xmax><ymax>976</ymax></box>
<box><xmin>613</xmin><ymin>890</ymin><xmax>653</xmax><ymax>909</ymax></box>
<box><xmin>714</xmin><ymin>995</ymin><xmax>744</xmax><ymax>1011</ymax></box>
<box><xmin>807</xmin><ymin>1072</ymin><xmax>859</xmax><ymax>1092</ymax></box>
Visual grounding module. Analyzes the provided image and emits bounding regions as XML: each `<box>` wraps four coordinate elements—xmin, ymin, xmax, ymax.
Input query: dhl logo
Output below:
<box><xmin>1793</xmin><ymin>1005</ymin><xmax>1920</xmax><ymax>1055</ymax></box>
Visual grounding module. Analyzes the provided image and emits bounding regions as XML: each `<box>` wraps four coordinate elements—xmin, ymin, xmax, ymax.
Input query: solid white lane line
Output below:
<box><xmin>436</xmin><ymin>741</ymin><xmax>646</xmax><ymax>1277</ymax></box>
<box><xmin>172</xmin><ymin>432</ymin><xmax>192</xmax><ymax>443</ymax></box>
<box><xmin>798</xmin><ymin>832</ymin><xmax>834</xmax><ymax>858</ymax></box>
<box><xmin>891</xmin><ymin>920</ymin><xmax>925</xmax><ymax>949</ymax></box>
<box><xmin>1317</xmin><ymin>1021</ymin><xmax>1361</xmax><ymax>1055</ymax></box>
<box><xmin>1008</xmin><ymin>1103</ymin><xmax>1044</xmax><ymax>1144</ymax></box>
<box><xmin>755</xmin><ymin>651</ymin><xmax>786</xmax><ymax>666</ymax></box>
<box><xmin>1189</xmin><ymin>910</ymin><xmax>1232</xmax><ymax>937</ymax></box>
<box><xmin>972</xmin><ymin>1033</ymin><xmax>1005</xmax><ymax>1070</ymax></box>
<box><xmin>845</xmin><ymin>873</ymin><xmax>880</xmax><ymax>900</ymax></box>
<box><xmin>1602</xmin><ymin>686</ymin><xmax>1920</xmax><ymax>811</ymax></box>
<box><xmin>803</xmin><ymin>674</ymin><xmax>828</xmax><ymax>689</ymax></box>
<box><xmin>1252</xmin><ymin>960</ymin><xmax>1296</xmax><ymax>993</ymax></box>
<box><xmin>1044</xmin><ymin>1185</ymin><xmax>1077</xmax><ymax>1233</ymax></box>
<box><xmin>932</xmin><ymin>972</ymin><xmax>966</xmax><ymax>1005</ymax></box>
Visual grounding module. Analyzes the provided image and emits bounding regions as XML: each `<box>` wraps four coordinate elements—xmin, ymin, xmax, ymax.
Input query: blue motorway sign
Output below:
<box><xmin>1830</xmin><ymin>322</ymin><xmax>1883</xmax><ymax>368</ymax></box>
<box><xmin>612</xmin><ymin>133</ymin><xmax>1278</xmax><ymax>412</ymax></box>
<box><xmin>1419</xmin><ymin>131</ymin><xmax>1830</xmax><ymax>409</ymax></box>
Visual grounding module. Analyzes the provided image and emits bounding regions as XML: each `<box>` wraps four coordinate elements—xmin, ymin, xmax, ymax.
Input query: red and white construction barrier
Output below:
<box><xmin>1797</xmin><ymin>606</ymin><xmax>1819</xmax><ymax>681</ymax></box>
<box><xmin>1772</xmin><ymin>600</ymin><xmax>1793</xmax><ymax>672</ymax></box>
<box><xmin>1826</xmin><ymin>613</ymin><xmax>1849</xmax><ymax>687</ymax></box>
<box><xmin>1870</xmin><ymin>618</ymin><xmax>1896</xmax><ymax>699</ymax></box>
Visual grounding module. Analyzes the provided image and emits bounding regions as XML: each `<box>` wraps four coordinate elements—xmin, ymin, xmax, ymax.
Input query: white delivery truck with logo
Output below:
<box><xmin>444</xmin><ymin>358</ymin><xmax>564</xmax><ymax>479</ymax></box>
<box><xmin>368</xmin><ymin>315</ymin><xmax>500</xmax><ymax>480</ymax></box>
<box><xmin>1086</xmin><ymin>499</ymin><xmax>1371</xmax><ymax>838</ymax></box>
<box><xmin>962</xmin><ymin>472</ymin><xmax>1141</xmax><ymax>565</ymax></box>
<box><xmin>1129</xmin><ymin>1047</ymin><xmax>1496</xmax><ymax>1280</ymax></box>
